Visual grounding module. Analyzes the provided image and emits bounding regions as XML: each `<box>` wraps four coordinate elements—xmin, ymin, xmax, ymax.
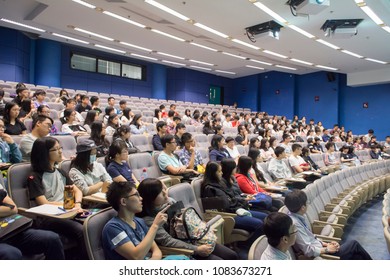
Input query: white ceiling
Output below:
<box><xmin>0</xmin><ymin>0</ymin><xmax>390</xmax><ymax>79</ymax></box>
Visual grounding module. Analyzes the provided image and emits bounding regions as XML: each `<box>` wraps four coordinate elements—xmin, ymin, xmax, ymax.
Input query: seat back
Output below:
<box><xmin>83</xmin><ymin>207</ymin><xmax>117</xmax><ymax>260</ymax></box>
<box><xmin>128</xmin><ymin>152</ymin><xmax>161</xmax><ymax>180</ymax></box>
<box><xmin>168</xmin><ymin>182</ymin><xmax>203</xmax><ymax>218</ymax></box>
<box><xmin>130</xmin><ymin>134</ymin><xmax>152</xmax><ymax>152</ymax></box>
<box><xmin>7</xmin><ymin>163</ymin><xmax>34</xmax><ymax>208</ymax></box>
<box><xmin>248</xmin><ymin>235</ymin><xmax>268</xmax><ymax>260</ymax></box>
<box><xmin>53</xmin><ymin>135</ymin><xmax>77</xmax><ymax>159</ymax></box>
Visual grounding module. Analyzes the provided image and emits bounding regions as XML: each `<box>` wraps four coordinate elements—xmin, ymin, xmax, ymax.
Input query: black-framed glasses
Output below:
<box><xmin>168</xmin><ymin>141</ymin><xmax>177</xmax><ymax>144</ymax></box>
<box><xmin>49</xmin><ymin>146</ymin><xmax>63</xmax><ymax>152</ymax></box>
<box><xmin>124</xmin><ymin>192</ymin><xmax>140</xmax><ymax>199</ymax></box>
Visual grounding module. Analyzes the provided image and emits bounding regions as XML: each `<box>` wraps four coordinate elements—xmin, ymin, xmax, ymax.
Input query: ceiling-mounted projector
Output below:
<box><xmin>245</xmin><ymin>20</ymin><xmax>283</xmax><ymax>40</ymax></box>
<box><xmin>286</xmin><ymin>0</ymin><xmax>330</xmax><ymax>15</ymax></box>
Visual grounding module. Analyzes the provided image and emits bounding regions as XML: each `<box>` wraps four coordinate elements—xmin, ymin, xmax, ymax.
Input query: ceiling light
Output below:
<box><xmin>354</xmin><ymin>0</ymin><xmax>365</xmax><ymax>4</ymax></box>
<box><xmin>316</xmin><ymin>65</ymin><xmax>338</xmax><ymax>71</ymax></box>
<box><xmin>194</xmin><ymin>23</ymin><xmax>229</xmax><ymax>38</ymax></box>
<box><xmin>131</xmin><ymin>53</ymin><xmax>158</xmax><ymax>61</ymax></box>
<box><xmin>287</xmin><ymin>25</ymin><xmax>315</xmax><ymax>38</ymax></box>
<box><xmin>74</xmin><ymin>27</ymin><xmax>114</xmax><ymax>41</ymax></box>
<box><xmin>341</xmin><ymin>50</ymin><xmax>363</xmax><ymax>58</ymax></box>
<box><xmin>102</xmin><ymin>11</ymin><xmax>145</xmax><ymax>28</ymax></box>
<box><xmin>246</xmin><ymin>65</ymin><xmax>265</xmax><ymax>70</ymax></box>
<box><xmin>190</xmin><ymin>65</ymin><xmax>212</xmax><ymax>71</ymax></box>
<box><xmin>275</xmin><ymin>65</ymin><xmax>297</xmax><ymax>70</ymax></box>
<box><xmin>252</xmin><ymin>2</ymin><xmax>288</xmax><ymax>24</ymax></box>
<box><xmin>0</xmin><ymin>18</ymin><xmax>45</xmax><ymax>32</ymax></box>
<box><xmin>157</xmin><ymin>52</ymin><xmax>185</xmax><ymax>60</ymax></box>
<box><xmin>144</xmin><ymin>0</ymin><xmax>190</xmax><ymax>21</ymax></box>
<box><xmin>316</xmin><ymin>39</ymin><xmax>340</xmax><ymax>50</ymax></box>
<box><xmin>222</xmin><ymin>52</ymin><xmax>246</xmax><ymax>60</ymax></box>
<box><xmin>365</xmin><ymin>58</ymin><xmax>387</xmax><ymax>64</ymax></box>
<box><xmin>360</xmin><ymin>6</ymin><xmax>384</xmax><ymax>25</ymax></box>
<box><xmin>382</xmin><ymin>26</ymin><xmax>390</xmax><ymax>33</ymax></box>
<box><xmin>151</xmin><ymin>29</ymin><xmax>185</xmax><ymax>42</ymax></box>
<box><xmin>72</xmin><ymin>0</ymin><xmax>96</xmax><ymax>9</ymax></box>
<box><xmin>250</xmin><ymin>59</ymin><xmax>272</xmax><ymax>66</ymax></box>
<box><xmin>290</xmin><ymin>58</ymin><xmax>314</xmax><ymax>66</ymax></box>
<box><xmin>232</xmin><ymin>39</ymin><xmax>260</xmax><ymax>50</ymax></box>
<box><xmin>263</xmin><ymin>50</ymin><xmax>288</xmax><ymax>59</ymax></box>
<box><xmin>189</xmin><ymin>42</ymin><xmax>218</xmax><ymax>52</ymax></box>
<box><xmin>189</xmin><ymin>59</ymin><xmax>214</xmax><ymax>66</ymax></box>
<box><xmin>120</xmin><ymin>42</ymin><xmax>152</xmax><ymax>52</ymax></box>
<box><xmin>95</xmin><ymin>44</ymin><xmax>126</xmax><ymax>54</ymax></box>
<box><xmin>162</xmin><ymin>60</ymin><xmax>186</xmax><ymax>66</ymax></box>
<box><xmin>215</xmin><ymin>70</ymin><xmax>236</xmax><ymax>75</ymax></box>
<box><xmin>52</xmin><ymin>33</ymin><xmax>89</xmax><ymax>44</ymax></box>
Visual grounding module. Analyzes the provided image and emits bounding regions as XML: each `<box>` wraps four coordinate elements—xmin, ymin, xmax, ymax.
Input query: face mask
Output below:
<box><xmin>90</xmin><ymin>154</ymin><xmax>97</xmax><ymax>164</ymax></box>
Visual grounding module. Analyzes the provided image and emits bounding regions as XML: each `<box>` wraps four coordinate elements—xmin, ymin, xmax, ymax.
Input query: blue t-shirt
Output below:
<box><xmin>102</xmin><ymin>216</ymin><xmax>149</xmax><ymax>260</ymax></box>
<box><xmin>107</xmin><ymin>161</ymin><xmax>135</xmax><ymax>184</ymax></box>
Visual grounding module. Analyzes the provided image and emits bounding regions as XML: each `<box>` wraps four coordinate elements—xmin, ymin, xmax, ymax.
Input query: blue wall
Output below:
<box><xmin>297</xmin><ymin>71</ymin><xmax>339</xmax><ymax>129</ymax></box>
<box><xmin>231</xmin><ymin>74</ymin><xmax>259</xmax><ymax>110</ymax></box>
<box><xmin>260</xmin><ymin>72</ymin><xmax>296</xmax><ymax>118</ymax></box>
<box><xmin>0</xmin><ymin>27</ymin><xmax>31</xmax><ymax>83</ymax></box>
<box><xmin>1</xmin><ymin>26</ymin><xmax>390</xmax><ymax>139</ymax></box>
<box><xmin>167</xmin><ymin>68</ymin><xmax>233</xmax><ymax>103</ymax></box>
<box><xmin>339</xmin><ymin>74</ymin><xmax>390</xmax><ymax>140</ymax></box>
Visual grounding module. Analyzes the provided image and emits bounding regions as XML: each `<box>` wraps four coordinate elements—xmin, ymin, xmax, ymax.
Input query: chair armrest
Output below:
<box><xmin>160</xmin><ymin>246</ymin><xmax>194</xmax><ymax>256</ymax></box>
<box><xmin>315</xmin><ymin>235</ymin><xmax>341</xmax><ymax>242</ymax></box>
<box><xmin>320</xmin><ymin>253</ymin><xmax>340</xmax><ymax>260</ymax></box>
<box><xmin>313</xmin><ymin>219</ymin><xmax>344</xmax><ymax>228</ymax></box>
<box><xmin>205</xmin><ymin>209</ymin><xmax>237</xmax><ymax>218</ymax></box>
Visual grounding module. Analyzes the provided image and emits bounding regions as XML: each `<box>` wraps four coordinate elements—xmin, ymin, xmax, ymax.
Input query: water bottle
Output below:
<box><xmin>140</xmin><ymin>168</ymin><xmax>148</xmax><ymax>182</ymax></box>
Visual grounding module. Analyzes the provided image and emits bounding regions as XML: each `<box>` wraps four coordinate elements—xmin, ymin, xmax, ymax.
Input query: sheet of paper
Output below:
<box><xmin>25</xmin><ymin>204</ymin><xmax>67</xmax><ymax>215</ymax></box>
<box><xmin>91</xmin><ymin>192</ymin><xmax>106</xmax><ymax>199</ymax></box>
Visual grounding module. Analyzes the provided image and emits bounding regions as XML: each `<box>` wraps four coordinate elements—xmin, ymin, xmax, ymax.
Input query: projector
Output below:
<box><xmin>245</xmin><ymin>20</ymin><xmax>282</xmax><ymax>40</ymax></box>
<box><xmin>288</xmin><ymin>0</ymin><xmax>330</xmax><ymax>15</ymax></box>
<box><xmin>332</xmin><ymin>28</ymin><xmax>358</xmax><ymax>38</ymax></box>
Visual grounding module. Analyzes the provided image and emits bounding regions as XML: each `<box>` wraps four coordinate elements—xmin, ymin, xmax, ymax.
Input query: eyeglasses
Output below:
<box><xmin>168</xmin><ymin>141</ymin><xmax>177</xmax><ymax>144</ymax></box>
<box><xmin>288</xmin><ymin>230</ymin><xmax>298</xmax><ymax>236</ymax></box>
<box><xmin>124</xmin><ymin>192</ymin><xmax>140</xmax><ymax>199</ymax></box>
<box><xmin>49</xmin><ymin>146</ymin><xmax>63</xmax><ymax>152</ymax></box>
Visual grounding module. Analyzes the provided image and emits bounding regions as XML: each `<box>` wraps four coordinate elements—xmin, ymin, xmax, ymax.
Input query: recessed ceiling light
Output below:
<box><xmin>263</xmin><ymin>50</ymin><xmax>288</xmax><ymax>59</ymax></box>
<box><xmin>190</xmin><ymin>42</ymin><xmax>218</xmax><ymax>52</ymax></box>
<box><xmin>316</xmin><ymin>65</ymin><xmax>338</xmax><ymax>71</ymax></box>
<box><xmin>290</xmin><ymin>58</ymin><xmax>314</xmax><ymax>66</ymax></box>
<box><xmin>102</xmin><ymin>11</ymin><xmax>145</xmax><ymax>28</ymax></box>
<box><xmin>157</xmin><ymin>52</ymin><xmax>185</xmax><ymax>60</ymax></box>
<box><xmin>52</xmin><ymin>33</ymin><xmax>89</xmax><ymax>44</ymax></box>
<box><xmin>232</xmin><ymin>39</ymin><xmax>260</xmax><ymax>50</ymax></box>
<box><xmin>95</xmin><ymin>44</ymin><xmax>126</xmax><ymax>54</ymax></box>
<box><xmin>222</xmin><ymin>52</ymin><xmax>246</xmax><ymax>60</ymax></box>
<box><xmin>194</xmin><ymin>22</ymin><xmax>229</xmax><ymax>38</ymax></box>
<box><xmin>190</xmin><ymin>65</ymin><xmax>212</xmax><ymax>71</ymax></box>
<box><xmin>162</xmin><ymin>60</ymin><xmax>186</xmax><ymax>66</ymax></box>
<box><xmin>275</xmin><ymin>65</ymin><xmax>297</xmax><ymax>70</ymax></box>
<box><xmin>215</xmin><ymin>70</ymin><xmax>236</xmax><ymax>75</ymax></box>
<box><xmin>72</xmin><ymin>0</ymin><xmax>96</xmax><ymax>9</ymax></box>
<box><xmin>74</xmin><ymin>27</ymin><xmax>114</xmax><ymax>41</ymax></box>
<box><xmin>0</xmin><ymin>18</ymin><xmax>45</xmax><ymax>32</ymax></box>
<box><xmin>189</xmin><ymin>59</ymin><xmax>214</xmax><ymax>66</ymax></box>
<box><xmin>131</xmin><ymin>53</ymin><xmax>158</xmax><ymax>61</ymax></box>
<box><xmin>245</xmin><ymin>65</ymin><xmax>265</xmax><ymax>70</ymax></box>
<box><xmin>151</xmin><ymin>29</ymin><xmax>185</xmax><ymax>42</ymax></box>
<box><xmin>144</xmin><ymin>0</ymin><xmax>190</xmax><ymax>21</ymax></box>
<box><xmin>120</xmin><ymin>42</ymin><xmax>152</xmax><ymax>52</ymax></box>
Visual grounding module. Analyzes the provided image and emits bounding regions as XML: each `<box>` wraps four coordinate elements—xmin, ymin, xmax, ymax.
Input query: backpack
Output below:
<box><xmin>169</xmin><ymin>205</ymin><xmax>217</xmax><ymax>251</ymax></box>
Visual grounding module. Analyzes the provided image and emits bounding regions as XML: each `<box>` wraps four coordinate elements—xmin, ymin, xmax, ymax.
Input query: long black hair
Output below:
<box><xmin>31</xmin><ymin>137</ymin><xmax>59</xmax><ymax>173</ymax></box>
<box><xmin>137</xmin><ymin>178</ymin><xmax>164</xmax><ymax>218</ymax></box>
<box><xmin>247</xmin><ymin>148</ymin><xmax>266</xmax><ymax>183</ymax></box>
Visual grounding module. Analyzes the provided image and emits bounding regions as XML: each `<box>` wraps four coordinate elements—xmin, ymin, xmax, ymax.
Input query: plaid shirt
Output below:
<box><xmin>178</xmin><ymin>147</ymin><xmax>203</xmax><ymax>168</ymax></box>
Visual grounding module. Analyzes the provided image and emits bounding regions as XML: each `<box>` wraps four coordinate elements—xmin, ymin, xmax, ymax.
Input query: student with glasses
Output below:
<box><xmin>19</xmin><ymin>115</ymin><xmax>54</xmax><ymax>161</ymax></box>
<box><xmin>261</xmin><ymin>212</ymin><xmax>296</xmax><ymax>260</ymax></box>
<box><xmin>27</xmin><ymin>136</ymin><xmax>87</xmax><ymax>259</ymax></box>
<box><xmin>102</xmin><ymin>181</ymin><xmax>169</xmax><ymax>260</ymax></box>
<box><xmin>0</xmin><ymin>119</ymin><xmax>22</xmax><ymax>169</ymax></box>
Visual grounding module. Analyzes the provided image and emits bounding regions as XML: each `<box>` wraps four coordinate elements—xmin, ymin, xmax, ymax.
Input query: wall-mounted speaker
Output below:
<box><xmin>326</xmin><ymin>72</ymin><xmax>336</xmax><ymax>82</ymax></box>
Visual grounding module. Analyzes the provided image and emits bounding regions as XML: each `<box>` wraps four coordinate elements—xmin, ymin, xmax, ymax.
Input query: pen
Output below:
<box><xmin>58</xmin><ymin>207</ymin><xmax>66</xmax><ymax>212</ymax></box>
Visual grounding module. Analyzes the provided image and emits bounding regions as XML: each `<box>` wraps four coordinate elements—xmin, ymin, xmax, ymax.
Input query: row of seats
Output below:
<box><xmin>382</xmin><ymin>189</ymin><xmax>390</xmax><ymax>253</ymax></box>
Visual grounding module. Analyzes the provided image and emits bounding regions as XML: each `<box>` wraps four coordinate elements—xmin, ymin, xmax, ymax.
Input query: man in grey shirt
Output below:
<box><xmin>20</xmin><ymin>115</ymin><xmax>53</xmax><ymax>161</ymax></box>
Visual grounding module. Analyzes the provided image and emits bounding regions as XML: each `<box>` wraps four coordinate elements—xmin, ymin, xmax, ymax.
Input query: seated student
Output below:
<box><xmin>301</xmin><ymin>147</ymin><xmax>324</xmax><ymax>174</ymax></box>
<box><xmin>89</xmin><ymin>96</ymin><xmax>102</xmax><ymax>114</ymax></box>
<box><xmin>157</xmin><ymin>134</ymin><xmax>197</xmax><ymax>177</ymax></box>
<box><xmin>340</xmin><ymin>145</ymin><xmax>358</xmax><ymax>167</ymax></box>
<box><xmin>312</xmin><ymin>137</ymin><xmax>324</xmax><ymax>154</ymax></box>
<box><xmin>75</xmin><ymin>94</ymin><xmax>92</xmax><ymax>113</ymax></box>
<box><xmin>0</xmin><ymin>118</ymin><xmax>22</xmax><ymax>168</ymax></box>
<box><xmin>202</xmin><ymin>161</ymin><xmax>268</xmax><ymax>244</ymax></box>
<box><xmin>60</xmin><ymin>109</ymin><xmax>89</xmax><ymax>137</ymax></box>
<box><xmin>202</xmin><ymin>121</ymin><xmax>214</xmax><ymax>136</ymax></box>
<box><xmin>279</xmin><ymin>134</ymin><xmax>293</xmax><ymax>155</ymax></box>
<box><xmin>324</xmin><ymin>142</ymin><xmax>341</xmax><ymax>168</ymax></box>
<box><xmin>69</xmin><ymin>139</ymin><xmax>112</xmax><ymax>196</ymax></box>
<box><xmin>35</xmin><ymin>105</ymin><xmax>59</xmax><ymax>135</ymax></box>
<box><xmin>289</xmin><ymin>144</ymin><xmax>320</xmax><ymax>182</ymax></box>
<box><xmin>209</xmin><ymin>134</ymin><xmax>231</xmax><ymax>162</ymax></box>
<box><xmin>174</xmin><ymin>123</ymin><xmax>186</xmax><ymax>148</ymax></box>
<box><xmin>138</xmin><ymin>178</ymin><xmax>238</xmax><ymax>260</ymax></box>
<box><xmin>235</xmin><ymin>125</ymin><xmax>249</xmax><ymax>146</ymax></box>
<box><xmin>0</xmin><ymin>184</ymin><xmax>65</xmax><ymax>260</ymax></box>
<box><xmin>112</xmin><ymin>125</ymin><xmax>140</xmax><ymax>154</ymax></box>
<box><xmin>129</xmin><ymin>114</ymin><xmax>147</xmax><ymax>135</ymax></box>
<box><xmin>83</xmin><ymin>110</ymin><xmax>99</xmax><ymax>134</ymax></box>
<box><xmin>89</xmin><ymin>121</ymin><xmax>110</xmax><ymax>157</ymax></box>
<box><xmin>225</xmin><ymin>136</ymin><xmax>240</xmax><ymax>161</ymax></box>
<box><xmin>268</xmin><ymin>147</ymin><xmax>308</xmax><ymax>190</ymax></box>
<box><xmin>106</xmin><ymin>140</ymin><xmax>139</xmax><ymax>185</ymax></box>
<box><xmin>285</xmin><ymin>190</ymin><xmax>372</xmax><ymax>260</ymax></box>
<box><xmin>20</xmin><ymin>115</ymin><xmax>54</xmax><ymax>161</ymax></box>
<box><xmin>259</xmin><ymin>139</ymin><xmax>275</xmax><ymax>161</ymax></box>
<box><xmin>178</xmin><ymin>132</ymin><xmax>205</xmax><ymax>172</ymax></box>
<box><xmin>120</xmin><ymin>108</ymin><xmax>133</xmax><ymax>125</ymax></box>
<box><xmin>3</xmin><ymin>102</ymin><xmax>26</xmax><ymax>136</ymax></box>
<box><xmin>152</xmin><ymin>121</ymin><xmax>167</xmax><ymax>151</ymax></box>
<box><xmin>261</xmin><ymin>212</ymin><xmax>296</xmax><ymax>260</ymax></box>
<box><xmin>27</xmin><ymin>137</ymin><xmax>87</xmax><ymax>259</ymax></box>
<box><xmin>369</xmin><ymin>144</ymin><xmax>383</xmax><ymax>160</ymax></box>
<box><xmin>102</xmin><ymin>181</ymin><xmax>168</xmax><ymax>260</ymax></box>
<box><xmin>105</xmin><ymin>114</ymin><xmax>120</xmax><ymax>136</ymax></box>
<box><xmin>384</xmin><ymin>136</ymin><xmax>390</xmax><ymax>149</ymax></box>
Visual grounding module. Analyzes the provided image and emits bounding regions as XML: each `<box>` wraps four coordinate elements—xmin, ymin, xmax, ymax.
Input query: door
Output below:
<box><xmin>209</xmin><ymin>85</ymin><xmax>222</xmax><ymax>105</ymax></box>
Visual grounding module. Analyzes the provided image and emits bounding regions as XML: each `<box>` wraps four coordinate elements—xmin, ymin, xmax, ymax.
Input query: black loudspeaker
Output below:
<box><xmin>326</xmin><ymin>72</ymin><xmax>336</xmax><ymax>82</ymax></box>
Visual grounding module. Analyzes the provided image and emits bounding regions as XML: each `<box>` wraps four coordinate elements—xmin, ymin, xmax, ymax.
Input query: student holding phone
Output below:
<box><xmin>102</xmin><ymin>181</ymin><xmax>174</xmax><ymax>260</ymax></box>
